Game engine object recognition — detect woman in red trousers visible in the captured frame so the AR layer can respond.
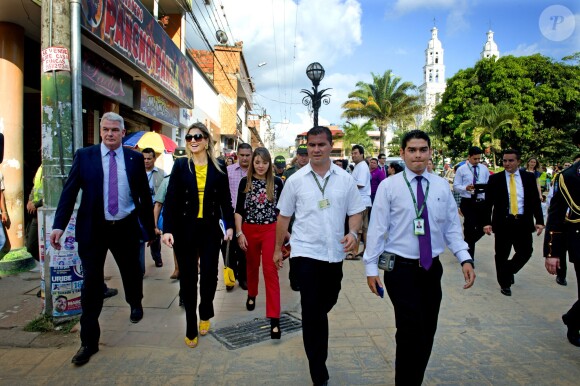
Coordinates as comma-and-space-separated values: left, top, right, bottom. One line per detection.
235, 147, 284, 339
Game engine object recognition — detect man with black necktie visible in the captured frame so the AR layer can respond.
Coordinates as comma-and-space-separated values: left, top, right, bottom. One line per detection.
453, 146, 490, 259
484, 149, 544, 296
364, 130, 476, 385
50, 112, 154, 365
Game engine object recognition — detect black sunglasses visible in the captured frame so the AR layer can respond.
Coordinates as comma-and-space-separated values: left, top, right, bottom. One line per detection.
185, 133, 206, 143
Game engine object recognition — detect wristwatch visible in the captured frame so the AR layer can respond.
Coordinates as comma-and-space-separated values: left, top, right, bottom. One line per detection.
236, 231, 243, 238
349, 230, 358, 241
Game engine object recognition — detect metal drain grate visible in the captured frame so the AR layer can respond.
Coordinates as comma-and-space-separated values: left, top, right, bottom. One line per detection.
210, 312, 302, 350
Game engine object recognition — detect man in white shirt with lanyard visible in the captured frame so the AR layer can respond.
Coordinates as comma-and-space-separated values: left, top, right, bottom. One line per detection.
350, 144, 372, 259
363, 130, 476, 385
274, 126, 365, 386
453, 146, 490, 260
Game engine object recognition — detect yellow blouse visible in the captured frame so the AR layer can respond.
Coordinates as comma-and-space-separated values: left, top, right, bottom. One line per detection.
195, 164, 208, 218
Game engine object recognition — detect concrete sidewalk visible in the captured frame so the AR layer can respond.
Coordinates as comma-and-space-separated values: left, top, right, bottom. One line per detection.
1, 234, 579, 385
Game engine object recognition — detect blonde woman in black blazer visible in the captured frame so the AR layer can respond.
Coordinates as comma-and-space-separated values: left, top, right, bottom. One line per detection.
163, 123, 234, 348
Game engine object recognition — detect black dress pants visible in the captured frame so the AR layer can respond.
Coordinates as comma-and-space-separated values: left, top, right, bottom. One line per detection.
296, 256, 343, 385
493, 220, 533, 288
460, 198, 486, 259
565, 262, 580, 327
78, 215, 143, 348
174, 218, 221, 339
384, 257, 443, 386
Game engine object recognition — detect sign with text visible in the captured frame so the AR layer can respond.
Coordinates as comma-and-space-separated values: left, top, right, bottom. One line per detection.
80, 0, 194, 107
41, 47, 71, 72
134, 82, 179, 126
82, 50, 134, 106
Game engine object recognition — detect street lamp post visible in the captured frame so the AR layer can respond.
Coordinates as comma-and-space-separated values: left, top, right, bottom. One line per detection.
301, 62, 331, 127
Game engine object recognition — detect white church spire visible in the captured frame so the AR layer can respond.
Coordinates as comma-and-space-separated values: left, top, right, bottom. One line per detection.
481, 30, 500, 59
419, 26, 446, 123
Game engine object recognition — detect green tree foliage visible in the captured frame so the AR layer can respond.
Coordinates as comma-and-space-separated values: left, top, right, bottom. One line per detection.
432, 54, 580, 164
342, 70, 422, 154
342, 121, 376, 156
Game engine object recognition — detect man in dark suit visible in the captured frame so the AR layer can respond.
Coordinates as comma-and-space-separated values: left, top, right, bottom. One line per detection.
484, 149, 544, 296
50, 112, 154, 365
544, 130, 580, 347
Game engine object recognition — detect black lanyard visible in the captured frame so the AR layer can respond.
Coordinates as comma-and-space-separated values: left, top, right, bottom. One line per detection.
402, 171, 430, 218
311, 171, 330, 198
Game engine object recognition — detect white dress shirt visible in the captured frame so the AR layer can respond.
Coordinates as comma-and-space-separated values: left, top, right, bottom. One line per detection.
101, 143, 134, 220
505, 170, 524, 215
351, 160, 372, 207
453, 162, 490, 199
277, 162, 365, 263
363, 167, 471, 277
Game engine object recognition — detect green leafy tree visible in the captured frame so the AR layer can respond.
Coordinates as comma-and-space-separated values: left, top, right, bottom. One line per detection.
456, 102, 517, 168
342, 70, 422, 154
342, 120, 376, 156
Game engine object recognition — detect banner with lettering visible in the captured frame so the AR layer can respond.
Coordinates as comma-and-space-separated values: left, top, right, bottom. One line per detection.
80, 0, 194, 107
134, 81, 179, 126
82, 50, 134, 106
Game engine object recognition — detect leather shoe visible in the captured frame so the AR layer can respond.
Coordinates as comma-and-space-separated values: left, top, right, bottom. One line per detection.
500, 287, 512, 296
290, 282, 300, 292
556, 276, 568, 286
562, 314, 580, 347
238, 280, 248, 290
154, 258, 163, 268
103, 287, 118, 299
71, 346, 98, 365
130, 306, 143, 323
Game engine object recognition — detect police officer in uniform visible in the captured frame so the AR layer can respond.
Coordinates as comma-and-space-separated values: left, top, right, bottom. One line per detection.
544, 129, 580, 347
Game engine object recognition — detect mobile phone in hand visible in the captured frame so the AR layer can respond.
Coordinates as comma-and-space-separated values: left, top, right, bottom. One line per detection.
375, 282, 384, 298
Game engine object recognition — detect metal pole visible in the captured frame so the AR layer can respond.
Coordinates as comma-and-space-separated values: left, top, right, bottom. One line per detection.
70, 0, 83, 152
313, 84, 319, 127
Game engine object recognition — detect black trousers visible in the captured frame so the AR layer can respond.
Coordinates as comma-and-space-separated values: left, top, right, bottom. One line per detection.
460, 198, 486, 259
149, 235, 162, 262
557, 253, 568, 279
296, 256, 343, 385
221, 235, 247, 283
78, 215, 143, 348
384, 257, 443, 386
174, 218, 222, 340
494, 220, 533, 288
565, 262, 580, 327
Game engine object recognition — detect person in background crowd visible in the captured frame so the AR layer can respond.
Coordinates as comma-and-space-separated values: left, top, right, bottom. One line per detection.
162, 122, 234, 349
158, 14, 170, 29
427, 158, 435, 174
142, 148, 165, 270
274, 126, 364, 386
226, 157, 234, 166
224, 143, 253, 291
453, 146, 490, 260
235, 147, 284, 339
484, 149, 544, 297
525, 157, 543, 201
544, 130, 580, 347
364, 129, 475, 385
378, 153, 387, 173
50, 111, 154, 365
0, 169, 7, 253
369, 157, 386, 204
387, 162, 403, 177
349, 145, 371, 261
274, 155, 286, 178
26, 166, 43, 261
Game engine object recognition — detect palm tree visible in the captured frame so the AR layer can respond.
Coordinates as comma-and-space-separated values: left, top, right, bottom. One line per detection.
342, 70, 422, 154
342, 120, 376, 156
456, 102, 518, 168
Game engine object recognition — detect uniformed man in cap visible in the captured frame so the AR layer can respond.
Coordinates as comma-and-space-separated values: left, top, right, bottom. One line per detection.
274, 155, 286, 178
283, 144, 309, 182
544, 129, 580, 347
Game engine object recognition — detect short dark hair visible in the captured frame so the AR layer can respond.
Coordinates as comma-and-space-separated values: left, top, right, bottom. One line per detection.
307, 126, 333, 144
390, 162, 403, 174
378, 153, 386, 159
401, 130, 431, 149
142, 147, 155, 156
351, 144, 365, 156
468, 146, 483, 156
503, 149, 520, 160
573, 130, 580, 146
370, 157, 378, 163
238, 143, 252, 152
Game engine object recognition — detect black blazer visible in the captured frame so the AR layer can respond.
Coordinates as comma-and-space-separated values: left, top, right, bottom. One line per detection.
485, 170, 544, 232
53, 145, 155, 245
162, 157, 234, 236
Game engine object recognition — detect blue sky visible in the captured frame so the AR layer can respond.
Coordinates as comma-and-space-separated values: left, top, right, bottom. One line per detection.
188, 0, 579, 146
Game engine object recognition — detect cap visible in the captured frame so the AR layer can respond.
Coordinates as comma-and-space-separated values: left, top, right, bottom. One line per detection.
173, 147, 186, 158
297, 144, 308, 155
274, 155, 286, 168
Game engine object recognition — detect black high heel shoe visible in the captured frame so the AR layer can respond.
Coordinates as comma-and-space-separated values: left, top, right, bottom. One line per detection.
246, 296, 256, 311
270, 318, 281, 339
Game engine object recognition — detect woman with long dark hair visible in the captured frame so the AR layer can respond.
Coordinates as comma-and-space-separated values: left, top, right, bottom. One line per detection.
235, 147, 284, 339
162, 123, 234, 348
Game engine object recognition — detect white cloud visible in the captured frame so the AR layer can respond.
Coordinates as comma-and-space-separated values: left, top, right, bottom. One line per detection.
391, 0, 459, 14
503, 43, 540, 57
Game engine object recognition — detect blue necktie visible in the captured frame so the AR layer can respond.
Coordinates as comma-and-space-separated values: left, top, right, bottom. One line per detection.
108, 151, 118, 216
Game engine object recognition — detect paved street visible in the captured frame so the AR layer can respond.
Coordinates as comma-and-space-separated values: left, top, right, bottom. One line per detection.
0, 233, 579, 385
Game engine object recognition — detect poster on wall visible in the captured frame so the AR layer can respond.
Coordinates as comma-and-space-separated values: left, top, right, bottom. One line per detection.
82, 50, 134, 106
134, 82, 179, 126
39, 210, 83, 318
80, 0, 194, 108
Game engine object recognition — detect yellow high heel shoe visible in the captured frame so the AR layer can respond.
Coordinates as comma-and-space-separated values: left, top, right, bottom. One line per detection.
199, 320, 211, 336
185, 336, 198, 348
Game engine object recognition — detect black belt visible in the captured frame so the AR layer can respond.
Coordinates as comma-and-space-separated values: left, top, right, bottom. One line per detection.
395, 255, 439, 266
104, 216, 133, 226
507, 214, 523, 220
461, 197, 485, 203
